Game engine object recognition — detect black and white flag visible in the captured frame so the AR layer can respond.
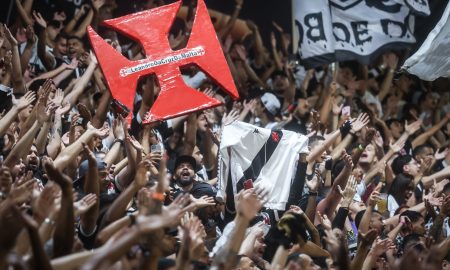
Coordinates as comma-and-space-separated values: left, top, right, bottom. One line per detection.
217, 121, 309, 211
293, 0, 429, 68
402, 1, 450, 81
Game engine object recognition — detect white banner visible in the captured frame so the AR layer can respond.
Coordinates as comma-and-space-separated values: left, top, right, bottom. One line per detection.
402, 2, 450, 81
293, 0, 420, 68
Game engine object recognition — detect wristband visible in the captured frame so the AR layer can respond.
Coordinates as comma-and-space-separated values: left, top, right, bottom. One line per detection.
151, 192, 165, 202
309, 191, 318, 196
339, 120, 352, 137
113, 139, 124, 146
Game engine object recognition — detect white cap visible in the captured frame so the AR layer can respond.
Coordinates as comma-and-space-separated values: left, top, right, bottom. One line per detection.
260, 92, 281, 116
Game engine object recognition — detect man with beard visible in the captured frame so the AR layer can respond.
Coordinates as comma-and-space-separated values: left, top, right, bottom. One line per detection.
172, 155, 224, 234
24, 144, 45, 184
283, 92, 310, 135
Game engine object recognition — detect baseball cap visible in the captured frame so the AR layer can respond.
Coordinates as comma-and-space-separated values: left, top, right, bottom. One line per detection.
174, 155, 197, 170
73, 158, 108, 188
260, 92, 281, 116
190, 182, 217, 199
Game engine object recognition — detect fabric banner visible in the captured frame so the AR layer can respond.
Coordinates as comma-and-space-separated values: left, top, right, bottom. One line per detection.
402, 1, 450, 81
217, 121, 309, 211
293, 0, 422, 68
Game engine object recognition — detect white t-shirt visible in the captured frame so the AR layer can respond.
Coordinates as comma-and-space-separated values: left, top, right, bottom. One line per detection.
387, 194, 399, 217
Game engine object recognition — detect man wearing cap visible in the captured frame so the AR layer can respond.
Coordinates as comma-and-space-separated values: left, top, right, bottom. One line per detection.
173, 155, 225, 233
76, 156, 117, 249
283, 92, 310, 135
254, 92, 281, 130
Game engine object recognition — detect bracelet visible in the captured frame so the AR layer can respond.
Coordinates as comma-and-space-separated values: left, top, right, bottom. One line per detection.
113, 139, 124, 145
358, 144, 364, 151
151, 192, 165, 202
309, 191, 318, 196
44, 218, 55, 225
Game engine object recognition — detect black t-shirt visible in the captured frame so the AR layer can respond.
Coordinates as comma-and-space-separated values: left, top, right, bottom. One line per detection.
283, 117, 307, 135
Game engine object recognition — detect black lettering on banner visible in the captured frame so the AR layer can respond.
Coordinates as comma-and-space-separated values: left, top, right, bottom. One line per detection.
365, 0, 402, 13
332, 22, 351, 46
351, 21, 372, 47
304, 12, 327, 43
295, 19, 304, 49
380, 19, 407, 38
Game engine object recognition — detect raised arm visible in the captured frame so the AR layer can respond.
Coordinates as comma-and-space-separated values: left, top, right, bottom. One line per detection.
73, 8, 94, 38
3, 25, 25, 94
44, 161, 75, 258
14, 0, 33, 26
80, 144, 100, 236
33, 11, 56, 70
218, 0, 243, 40
63, 54, 97, 107
0, 92, 35, 136
212, 189, 263, 270
53, 122, 109, 170
412, 114, 449, 148
377, 53, 398, 102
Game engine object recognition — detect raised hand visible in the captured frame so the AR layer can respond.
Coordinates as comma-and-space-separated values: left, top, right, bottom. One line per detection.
112, 115, 126, 140
367, 190, 381, 208
53, 11, 67, 22
12, 91, 36, 111
37, 101, 58, 124
222, 108, 239, 126
306, 169, 320, 193
389, 138, 406, 153
127, 135, 143, 152
317, 211, 332, 231
405, 119, 422, 135
3, 24, 18, 46
373, 131, 384, 148
10, 171, 35, 204
74, 193, 97, 216
350, 113, 370, 133
338, 175, 357, 207
44, 161, 72, 191
342, 150, 353, 169
87, 122, 109, 138
435, 148, 449, 160
433, 178, 449, 196
51, 88, 64, 107
32, 11, 47, 28
370, 238, 396, 257
235, 188, 267, 220
33, 184, 59, 221
63, 58, 79, 70
358, 229, 378, 248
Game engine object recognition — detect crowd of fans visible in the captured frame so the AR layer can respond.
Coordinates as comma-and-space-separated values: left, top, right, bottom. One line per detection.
0, 0, 450, 269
